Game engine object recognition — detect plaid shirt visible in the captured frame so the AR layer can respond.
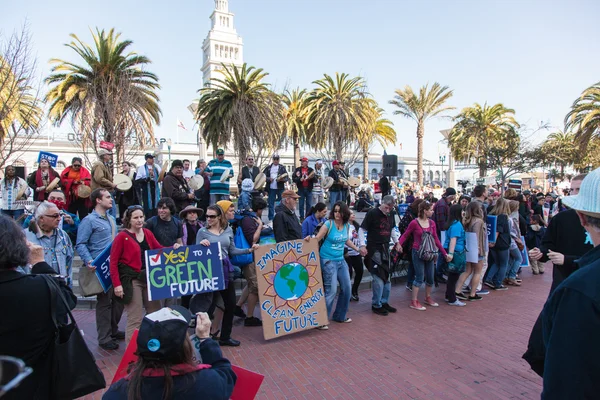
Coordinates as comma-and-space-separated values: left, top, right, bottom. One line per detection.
433, 197, 450, 236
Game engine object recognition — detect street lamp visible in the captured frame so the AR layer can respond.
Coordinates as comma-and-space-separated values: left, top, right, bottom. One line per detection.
439, 154, 446, 184
167, 139, 172, 163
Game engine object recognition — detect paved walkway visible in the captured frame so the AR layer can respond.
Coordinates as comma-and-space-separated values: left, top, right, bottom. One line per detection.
76, 267, 549, 399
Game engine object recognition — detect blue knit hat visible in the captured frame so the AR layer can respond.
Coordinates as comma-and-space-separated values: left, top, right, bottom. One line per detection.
562, 167, 600, 218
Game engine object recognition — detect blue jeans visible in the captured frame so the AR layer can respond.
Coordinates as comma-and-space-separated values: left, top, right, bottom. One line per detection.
1, 209, 24, 220
321, 258, 351, 322
267, 188, 283, 220
371, 274, 391, 308
406, 258, 415, 288
412, 249, 435, 287
487, 248, 510, 287
329, 190, 342, 207
507, 247, 522, 279
297, 187, 312, 219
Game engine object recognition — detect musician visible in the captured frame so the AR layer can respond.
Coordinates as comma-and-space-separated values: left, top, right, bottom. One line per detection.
237, 155, 260, 194
263, 154, 288, 221
135, 153, 161, 218
27, 158, 61, 202
328, 160, 344, 206
206, 148, 234, 204
339, 161, 350, 205
182, 159, 194, 180
61, 157, 92, 219
312, 159, 325, 206
1, 165, 30, 220
161, 159, 195, 213
116, 161, 139, 222
292, 157, 316, 220
91, 149, 117, 218
195, 159, 211, 221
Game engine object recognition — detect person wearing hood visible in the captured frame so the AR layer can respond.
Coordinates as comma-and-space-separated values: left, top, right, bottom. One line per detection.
237, 178, 254, 212
273, 190, 302, 243
161, 160, 195, 213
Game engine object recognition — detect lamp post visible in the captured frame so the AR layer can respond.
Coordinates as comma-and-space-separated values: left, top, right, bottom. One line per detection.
167, 139, 172, 163
439, 154, 446, 185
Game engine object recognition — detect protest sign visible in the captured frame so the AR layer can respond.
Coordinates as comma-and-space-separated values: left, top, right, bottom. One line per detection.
145, 243, 224, 301
92, 244, 112, 292
37, 151, 58, 167
440, 231, 479, 264
113, 330, 264, 400
487, 215, 497, 243
254, 239, 329, 340
520, 236, 530, 267
398, 203, 409, 216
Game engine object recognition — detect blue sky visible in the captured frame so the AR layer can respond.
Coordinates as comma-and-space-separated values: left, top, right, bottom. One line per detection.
3, 0, 599, 160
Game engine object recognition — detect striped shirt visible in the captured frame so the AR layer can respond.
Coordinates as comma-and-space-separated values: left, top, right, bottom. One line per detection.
206, 159, 234, 195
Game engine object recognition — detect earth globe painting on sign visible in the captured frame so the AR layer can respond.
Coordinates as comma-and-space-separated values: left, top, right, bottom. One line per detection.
274, 262, 309, 301
263, 249, 320, 311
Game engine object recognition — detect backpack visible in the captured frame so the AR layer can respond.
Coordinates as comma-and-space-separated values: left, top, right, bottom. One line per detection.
314, 220, 333, 248
230, 216, 254, 267
416, 221, 438, 262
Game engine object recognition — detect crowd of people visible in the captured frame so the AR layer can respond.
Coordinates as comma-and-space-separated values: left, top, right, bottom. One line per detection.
1, 146, 599, 399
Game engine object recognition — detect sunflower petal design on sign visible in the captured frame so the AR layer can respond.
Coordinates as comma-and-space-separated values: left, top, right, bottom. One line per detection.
254, 239, 329, 340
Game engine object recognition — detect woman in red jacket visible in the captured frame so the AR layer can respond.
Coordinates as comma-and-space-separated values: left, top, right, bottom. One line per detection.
110, 205, 181, 343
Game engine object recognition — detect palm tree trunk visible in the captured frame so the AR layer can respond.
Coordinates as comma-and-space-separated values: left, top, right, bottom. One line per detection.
293, 132, 300, 169
416, 123, 424, 185
363, 149, 369, 180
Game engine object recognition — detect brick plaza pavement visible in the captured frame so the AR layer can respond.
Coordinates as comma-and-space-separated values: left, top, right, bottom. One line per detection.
76, 267, 549, 399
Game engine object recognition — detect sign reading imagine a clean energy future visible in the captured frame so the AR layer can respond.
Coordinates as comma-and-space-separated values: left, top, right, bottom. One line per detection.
254, 239, 329, 340
145, 243, 224, 301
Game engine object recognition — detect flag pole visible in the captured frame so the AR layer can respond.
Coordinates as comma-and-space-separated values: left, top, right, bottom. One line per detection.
176, 118, 179, 144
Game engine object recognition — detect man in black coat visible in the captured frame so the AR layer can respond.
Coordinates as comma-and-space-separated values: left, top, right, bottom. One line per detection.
237, 155, 261, 193
292, 157, 316, 220
273, 190, 302, 243
264, 154, 289, 221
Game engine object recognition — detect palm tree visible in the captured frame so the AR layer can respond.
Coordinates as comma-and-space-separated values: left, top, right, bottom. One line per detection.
0, 55, 43, 144
307, 73, 372, 161
358, 103, 396, 176
389, 83, 454, 185
448, 102, 519, 178
196, 63, 283, 168
565, 82, 600, 151
540, 130, 577, 178
45, 28, 161, 164
282, 88, 312, 168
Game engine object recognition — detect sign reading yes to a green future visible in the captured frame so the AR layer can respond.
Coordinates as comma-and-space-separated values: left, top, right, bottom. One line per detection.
145, 243, 224, 301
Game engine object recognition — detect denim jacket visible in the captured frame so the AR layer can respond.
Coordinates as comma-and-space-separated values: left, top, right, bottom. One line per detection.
24, 228, 74, 285
76, 210, 116, 264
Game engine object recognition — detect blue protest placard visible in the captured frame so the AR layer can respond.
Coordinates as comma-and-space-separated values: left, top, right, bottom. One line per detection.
520, 236, 530, 267
398, 204, 409, 216
145, 243, 225, 301
37, 151, 59, 167
487, 215, 497, 244
92, 244, 112, 292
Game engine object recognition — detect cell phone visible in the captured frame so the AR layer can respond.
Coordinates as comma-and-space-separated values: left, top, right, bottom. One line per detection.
188, 316, 197, 329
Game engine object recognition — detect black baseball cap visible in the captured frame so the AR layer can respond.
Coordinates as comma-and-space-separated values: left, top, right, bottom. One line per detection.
145, 153, 155, 159
137, 306, 193, 361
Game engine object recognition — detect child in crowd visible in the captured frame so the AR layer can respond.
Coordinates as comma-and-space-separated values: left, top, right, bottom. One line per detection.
526, 215, 546, 275
238, 179, 254, 211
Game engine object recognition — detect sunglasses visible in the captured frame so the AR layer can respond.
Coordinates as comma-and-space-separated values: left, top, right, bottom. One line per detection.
44, 213, 61, 219
127, 205, 143, 212
206, 214, 218, 219
73, 164, 81, 167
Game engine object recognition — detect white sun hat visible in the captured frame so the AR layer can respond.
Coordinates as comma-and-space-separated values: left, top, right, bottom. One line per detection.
562, 167, 600, 218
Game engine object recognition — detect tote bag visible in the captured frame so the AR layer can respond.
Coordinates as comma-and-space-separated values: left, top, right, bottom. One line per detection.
231, 222, 253, 266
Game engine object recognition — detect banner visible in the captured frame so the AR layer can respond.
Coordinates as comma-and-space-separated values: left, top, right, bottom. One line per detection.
92, 244, 112, 292
398, 204, 409, 216
440, 231, 479, 264
37, 151, 58, 167
487, 215, 497, 243
254, 239, 329, 340
145, 243, 224, 301
520, 236, 530, 267
113, 330, 264, 400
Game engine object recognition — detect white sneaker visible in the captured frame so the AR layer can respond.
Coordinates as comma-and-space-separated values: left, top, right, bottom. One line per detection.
448, 300, 466, 307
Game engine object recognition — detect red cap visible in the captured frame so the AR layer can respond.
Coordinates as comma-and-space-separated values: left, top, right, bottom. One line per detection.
332, 160, 340, 166
300, 157, 308, 162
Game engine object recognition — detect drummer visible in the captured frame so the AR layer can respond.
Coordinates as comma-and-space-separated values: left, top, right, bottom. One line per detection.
91, 148, 118, 218
27, 158, 61, 202
182, 159, 194, 180
116, 161, 139, 222
339, 161, 350, 205
161, 159, 195, 212
312, 159, 325, 206
135, 153, 161, 218
328, 160, 344, 206
263, 153, 288, 221
0, 165, 31, 220
194, 159, 211, 220
206, 149, 234, 204
292, 156, 316, 220
237, 155, 260, 196
60, 157, 92, 219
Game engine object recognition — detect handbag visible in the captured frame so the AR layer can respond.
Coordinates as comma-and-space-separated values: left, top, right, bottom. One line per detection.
78, 266, 104, 297
447, 249, 467, 274
231, 223, 253, 266
42, 275, 106, 399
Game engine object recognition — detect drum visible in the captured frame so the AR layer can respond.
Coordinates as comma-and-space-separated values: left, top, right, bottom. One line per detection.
220, 167, 231, 183
45, 177, 60, 192
113, 173, 132, 191
348, 177, 361, 188
188, 175, 205, 190
158, 160, 169, 182
322, 177, 334, 190
254, 172, 266, 190
276, 173, 288, 182
16, 184, 28, 200
76, 185, 92, 198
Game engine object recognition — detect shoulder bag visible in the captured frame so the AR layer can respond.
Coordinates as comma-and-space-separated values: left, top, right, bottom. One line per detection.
42, 275, 106, 399
78, 216, 116, 297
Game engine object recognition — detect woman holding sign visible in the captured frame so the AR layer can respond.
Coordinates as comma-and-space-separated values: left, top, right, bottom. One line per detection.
110, 205, 182, 343
196, 205, 259, 347
455, 202, 487, 301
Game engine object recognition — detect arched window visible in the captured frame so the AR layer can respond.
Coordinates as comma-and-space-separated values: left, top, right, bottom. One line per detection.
435, 171, 440, 181
406, 170, 411, 181
57, 161, 67, 169
443, 171, 448, 181
428, 171, 433, 182
353, 167, 360, 177
413, 170, 418, 180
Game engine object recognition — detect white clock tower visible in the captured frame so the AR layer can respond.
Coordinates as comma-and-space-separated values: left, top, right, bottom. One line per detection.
201, 0, 244, 86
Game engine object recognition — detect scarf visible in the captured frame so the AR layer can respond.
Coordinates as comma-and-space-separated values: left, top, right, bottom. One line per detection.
145, 164, 160, 208
35, 168, 57, 201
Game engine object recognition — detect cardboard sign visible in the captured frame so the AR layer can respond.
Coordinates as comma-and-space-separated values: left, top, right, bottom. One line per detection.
37, 151, 58, 167
487, 215, 497, 244
92, 244, 112, 292
113, 330, 264, 400
254, 239, 329, 340
145, 243, 224, 301
439, 231, 479, 264
520, 235, 530, 267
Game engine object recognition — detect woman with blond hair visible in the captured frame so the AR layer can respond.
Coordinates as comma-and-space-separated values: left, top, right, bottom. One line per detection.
484, 198, 512, 290
455, 201, 487, 301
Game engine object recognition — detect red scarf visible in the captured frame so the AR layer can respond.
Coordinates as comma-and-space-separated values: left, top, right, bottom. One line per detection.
34, 168, 58, 201
60, 166, 92, 207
